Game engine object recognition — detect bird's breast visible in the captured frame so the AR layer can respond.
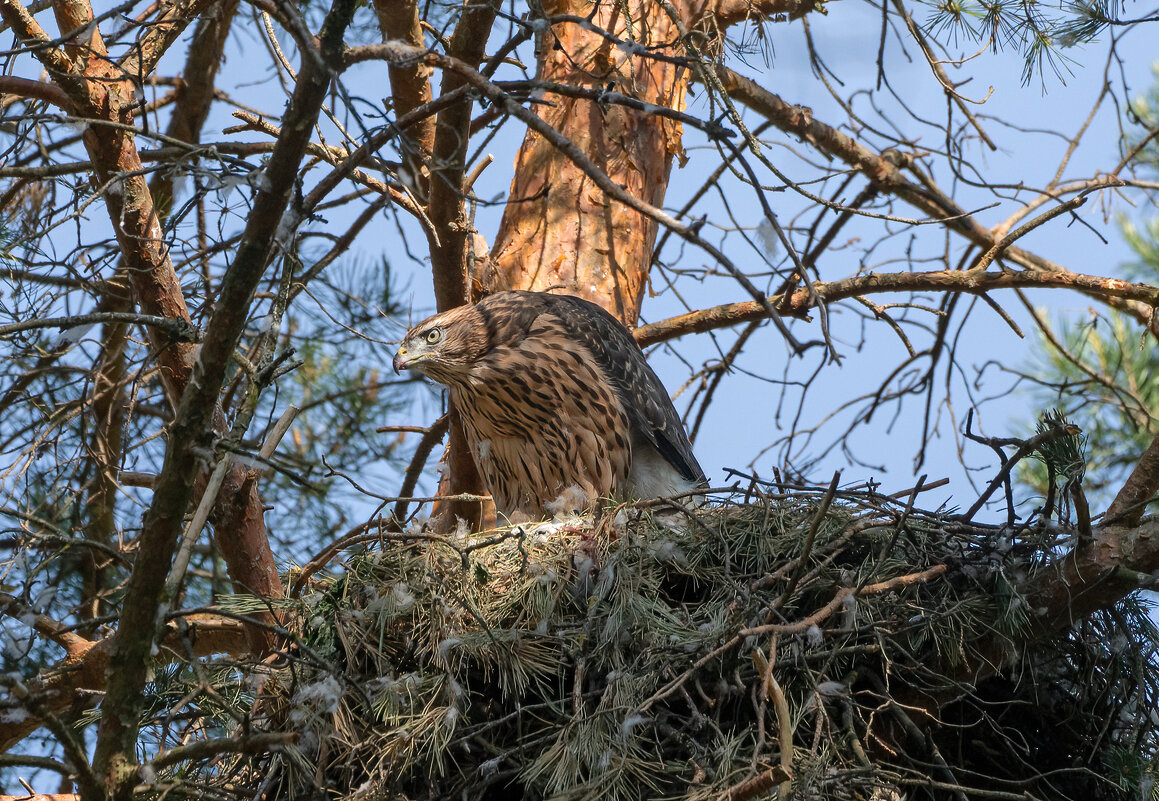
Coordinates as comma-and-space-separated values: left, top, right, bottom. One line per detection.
449, 358, 634, 518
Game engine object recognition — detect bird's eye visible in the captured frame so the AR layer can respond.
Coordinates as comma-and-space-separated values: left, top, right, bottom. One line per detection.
425, 327, 443, 344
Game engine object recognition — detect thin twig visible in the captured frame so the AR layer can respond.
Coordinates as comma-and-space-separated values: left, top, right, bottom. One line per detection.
777, 471, 840, 608
0, 313, 201, 341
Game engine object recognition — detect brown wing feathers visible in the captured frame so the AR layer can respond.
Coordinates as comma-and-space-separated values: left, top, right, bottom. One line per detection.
540, 294, 706, 485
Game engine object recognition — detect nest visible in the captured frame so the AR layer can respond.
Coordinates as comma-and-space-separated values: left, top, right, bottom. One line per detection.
154, 489, 1159, 800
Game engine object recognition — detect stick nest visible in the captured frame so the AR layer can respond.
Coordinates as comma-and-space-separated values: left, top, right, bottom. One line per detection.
158, 489, 1159, 800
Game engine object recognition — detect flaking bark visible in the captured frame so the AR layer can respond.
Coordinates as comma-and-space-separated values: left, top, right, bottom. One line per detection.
487, 2, 690, 324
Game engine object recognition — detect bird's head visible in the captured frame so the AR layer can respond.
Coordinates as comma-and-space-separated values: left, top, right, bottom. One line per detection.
393, 305, 487, 385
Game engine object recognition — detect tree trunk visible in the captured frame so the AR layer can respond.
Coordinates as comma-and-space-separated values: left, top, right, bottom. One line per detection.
486, 1, 689, 325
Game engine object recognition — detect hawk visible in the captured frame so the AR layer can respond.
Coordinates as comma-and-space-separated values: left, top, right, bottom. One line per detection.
393, 291, 707, 521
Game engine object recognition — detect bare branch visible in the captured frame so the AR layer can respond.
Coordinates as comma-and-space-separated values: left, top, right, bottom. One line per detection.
0, 593, 89, 655
634, 268, 1159, 346
0, 75, 74, 111
0, 0, 70, 73
426, 0, 500, 311
370, 0, 434, 182
90, 0, 360, 790
0, 312, 202, 341
707, 65, 1159, 330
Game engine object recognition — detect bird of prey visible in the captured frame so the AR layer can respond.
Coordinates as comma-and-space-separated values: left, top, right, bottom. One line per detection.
393, 291, 707, 521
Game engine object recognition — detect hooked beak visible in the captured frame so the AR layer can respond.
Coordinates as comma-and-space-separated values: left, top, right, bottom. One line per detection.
392, 348, 408, 375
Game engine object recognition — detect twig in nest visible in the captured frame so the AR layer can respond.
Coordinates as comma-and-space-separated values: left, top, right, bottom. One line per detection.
960, 409, 1081, 523
743, 564, 947, 637
776, 470, 840, 609
863, 474, 925, 587
757, 635, 793, 798
718, 764, 792, 801
867, 672, 969, 801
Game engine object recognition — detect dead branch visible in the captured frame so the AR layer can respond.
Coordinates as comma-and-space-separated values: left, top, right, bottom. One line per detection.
719, 764, 793, 801
959, 413, 1081, 522
0, 594, 88, 656
394, 414, 450, 523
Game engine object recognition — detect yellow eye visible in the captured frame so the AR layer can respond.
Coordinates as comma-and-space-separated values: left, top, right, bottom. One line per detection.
425, 328, 442, 344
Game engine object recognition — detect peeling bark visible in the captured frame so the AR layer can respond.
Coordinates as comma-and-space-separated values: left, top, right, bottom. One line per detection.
1104, 433, 1159, 526
483, 0, 813, 325
487, 3, 689, 324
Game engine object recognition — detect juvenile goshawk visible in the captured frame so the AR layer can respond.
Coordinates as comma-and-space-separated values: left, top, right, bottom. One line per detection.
393, 291, 706, 520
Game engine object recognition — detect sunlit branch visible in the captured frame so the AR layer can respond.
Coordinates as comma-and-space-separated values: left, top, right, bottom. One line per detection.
357, 43, 805, 351
634, 268, 1159, 346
